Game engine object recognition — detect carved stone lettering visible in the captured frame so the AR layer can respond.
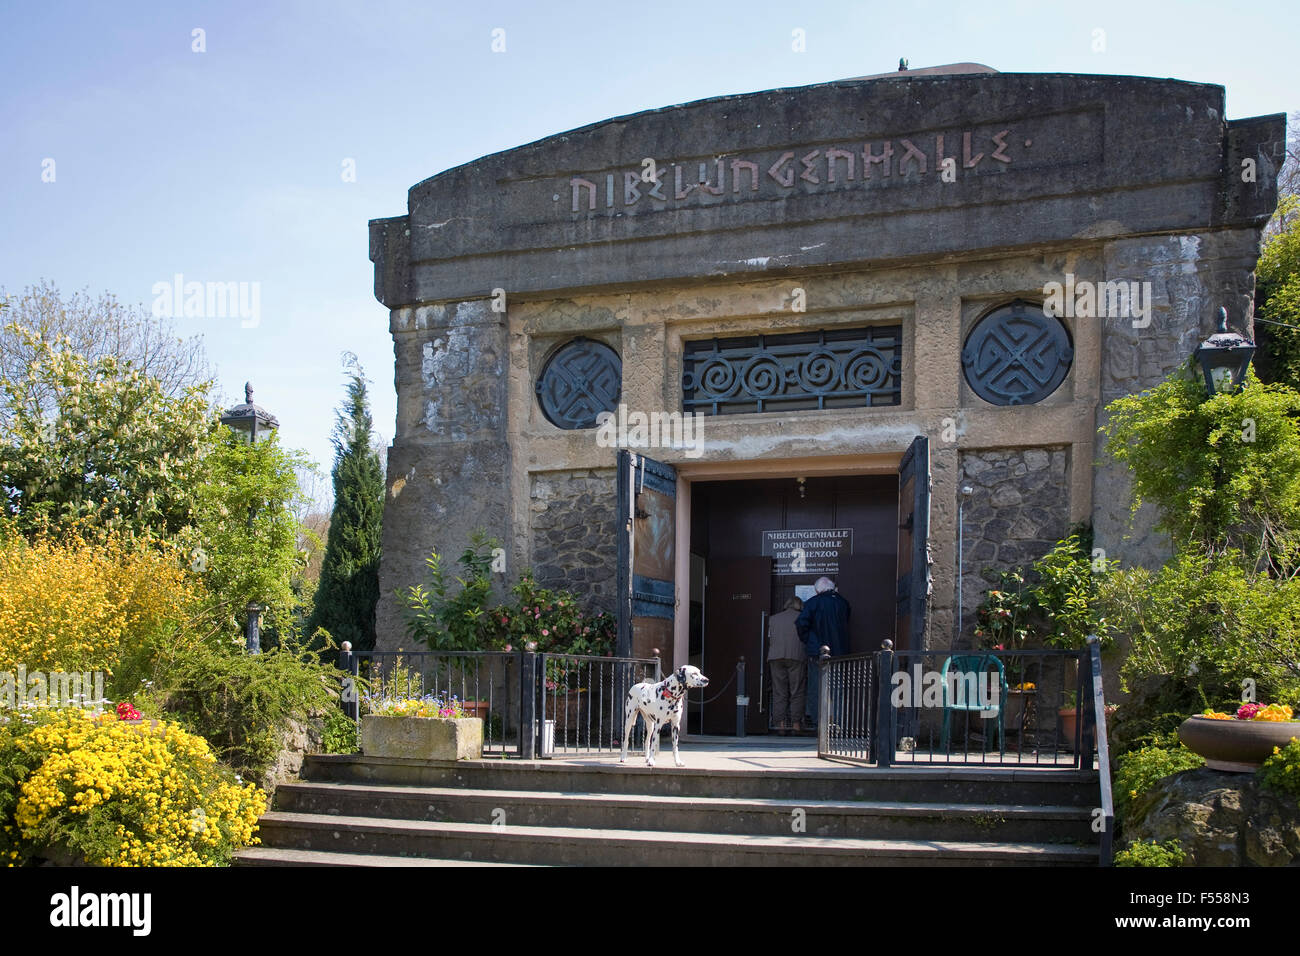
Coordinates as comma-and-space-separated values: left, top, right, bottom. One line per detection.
826, 148, 856, 182
768, 151, 795, 187
731, 158, 759, 192
863, 141, 893, 178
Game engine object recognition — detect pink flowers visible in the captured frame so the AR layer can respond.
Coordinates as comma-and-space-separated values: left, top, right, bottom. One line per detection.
116, 701, 141, 721
1238, 702, 1263, 720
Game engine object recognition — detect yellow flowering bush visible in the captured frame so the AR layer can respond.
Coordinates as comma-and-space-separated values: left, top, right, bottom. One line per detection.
0, 708, 265, 866
0, 530, 204, 686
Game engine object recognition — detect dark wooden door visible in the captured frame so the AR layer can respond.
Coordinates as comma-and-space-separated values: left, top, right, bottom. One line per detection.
702, 557, 772, 734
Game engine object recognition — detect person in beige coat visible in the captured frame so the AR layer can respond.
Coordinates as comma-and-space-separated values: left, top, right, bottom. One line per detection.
767, 597, 805, 735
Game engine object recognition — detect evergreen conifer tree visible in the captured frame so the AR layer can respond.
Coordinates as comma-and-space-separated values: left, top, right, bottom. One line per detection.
307, 360, 383, 652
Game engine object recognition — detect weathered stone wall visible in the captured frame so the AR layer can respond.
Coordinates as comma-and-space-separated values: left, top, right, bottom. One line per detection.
957, 447, 1071, 642
528, 468, 618, 611
375, 301, 512, 652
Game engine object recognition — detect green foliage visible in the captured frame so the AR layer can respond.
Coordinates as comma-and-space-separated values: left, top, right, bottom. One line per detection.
1100, 549, 1300, 707
1114, 839, 1186, 867
155, 635, 340, 778
1032, 531, 1115, 649
306, 365, 383, 653
1100, 368, 1300, 566
185, 429, 310, 642
321, 708, 359, 754
402, 532, 500, 651
1257, 737, 1300, 800
402, 531, 616, 655
1114, 743, 1204, 823
974, 529, 1115, 653
1255, 195, 1300, 389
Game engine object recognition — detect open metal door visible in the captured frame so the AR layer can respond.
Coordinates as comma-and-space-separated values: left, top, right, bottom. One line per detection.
895, 436, 931, 652
617, 450, 677, 671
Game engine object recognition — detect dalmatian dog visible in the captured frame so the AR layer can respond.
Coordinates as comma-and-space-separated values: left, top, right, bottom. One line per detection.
620, 665, 709, 768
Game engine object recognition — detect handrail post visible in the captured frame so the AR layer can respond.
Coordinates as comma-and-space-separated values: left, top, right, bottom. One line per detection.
874, 640, 894, 768
1087, 635, 1115, 866
817, 646, 832, 754
735, 657, 746, 738
338, 641, 359, 722
520, 642, 537, 760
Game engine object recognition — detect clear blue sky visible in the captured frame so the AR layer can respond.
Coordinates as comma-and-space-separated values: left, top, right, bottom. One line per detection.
1, 0, 1295, 488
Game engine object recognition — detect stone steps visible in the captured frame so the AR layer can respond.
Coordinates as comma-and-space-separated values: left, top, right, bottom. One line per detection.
234, 753, 1103, 867
246, 810, 1097, 867
235, 846, 534, 867
272, 780, 1097, 843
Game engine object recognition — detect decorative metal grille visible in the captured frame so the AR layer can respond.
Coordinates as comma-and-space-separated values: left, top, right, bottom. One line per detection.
681, 325, 902, 416
535, 337, 622, 429
962, 300, 1073, 406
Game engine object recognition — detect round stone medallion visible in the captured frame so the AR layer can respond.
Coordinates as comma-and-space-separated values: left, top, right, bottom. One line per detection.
535, 337, 622, 429
961, 300, 1073, 406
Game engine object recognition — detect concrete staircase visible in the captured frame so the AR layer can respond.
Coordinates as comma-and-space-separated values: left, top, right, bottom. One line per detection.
235, 753, 1102, 866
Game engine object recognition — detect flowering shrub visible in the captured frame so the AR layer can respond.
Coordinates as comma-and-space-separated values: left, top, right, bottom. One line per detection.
0, 708, 266, 866
487, 573, 615, 657
369, 695, 466, 719
0, 530, 203, 688
1200, 703, 1295, 721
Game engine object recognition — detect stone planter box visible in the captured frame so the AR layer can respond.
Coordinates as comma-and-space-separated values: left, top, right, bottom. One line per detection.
361, 715, 483, 761
1178, 716, 1300, 772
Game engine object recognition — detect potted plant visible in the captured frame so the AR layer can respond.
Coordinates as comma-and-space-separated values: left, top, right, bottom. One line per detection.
1178, 702, 1299, 771
361, 695, 483, 760
1056, 690, 1119, 750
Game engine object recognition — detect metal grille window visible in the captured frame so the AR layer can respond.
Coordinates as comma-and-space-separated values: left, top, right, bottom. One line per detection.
682, 325, 902, 415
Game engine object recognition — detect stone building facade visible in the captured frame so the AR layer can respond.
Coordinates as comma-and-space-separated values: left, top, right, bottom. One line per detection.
368, 69, 1283, 721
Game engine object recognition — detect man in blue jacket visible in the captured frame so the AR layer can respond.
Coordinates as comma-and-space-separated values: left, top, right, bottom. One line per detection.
797, 576, 851, 729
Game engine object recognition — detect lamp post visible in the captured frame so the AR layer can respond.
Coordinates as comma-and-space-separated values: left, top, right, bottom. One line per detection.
220, 383, 279, 654
956, 484, 974, 650
1194, 307, 1256, 397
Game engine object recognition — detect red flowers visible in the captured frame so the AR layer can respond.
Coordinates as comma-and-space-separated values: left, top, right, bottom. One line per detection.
115, 701, 141, 721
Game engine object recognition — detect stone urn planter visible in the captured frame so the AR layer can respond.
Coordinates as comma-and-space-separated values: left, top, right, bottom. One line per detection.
361, 715, 483, 760
1177, 716, 1300, 772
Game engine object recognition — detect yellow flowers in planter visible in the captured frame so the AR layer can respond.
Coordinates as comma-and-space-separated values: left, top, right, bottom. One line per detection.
1, 709, 265, 866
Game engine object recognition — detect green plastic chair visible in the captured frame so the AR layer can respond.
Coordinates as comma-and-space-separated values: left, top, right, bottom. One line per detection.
940, 654, 1008, 753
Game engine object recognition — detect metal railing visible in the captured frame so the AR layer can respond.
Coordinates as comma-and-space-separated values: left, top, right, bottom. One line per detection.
537, 652, 661, 757
819, 642, 1103, 770
817, 650, 876, 764
337, 646, 661, 759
